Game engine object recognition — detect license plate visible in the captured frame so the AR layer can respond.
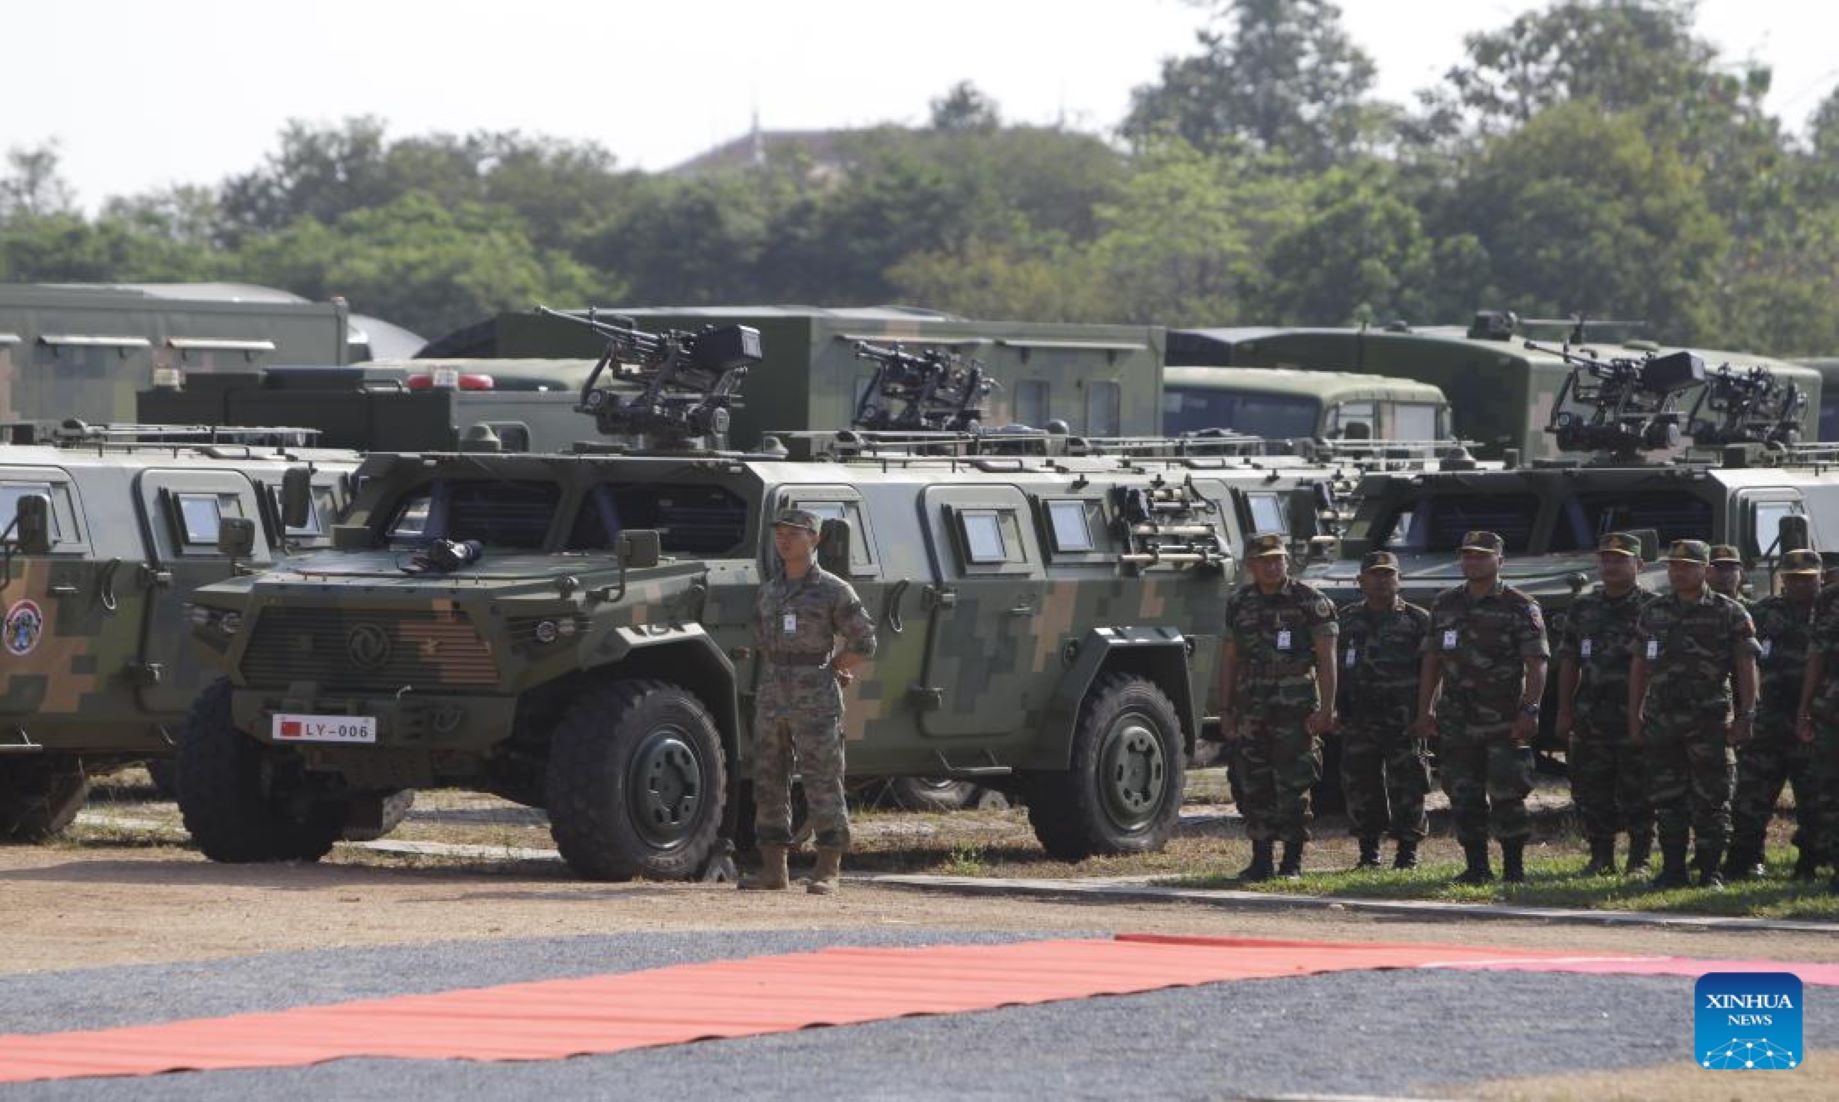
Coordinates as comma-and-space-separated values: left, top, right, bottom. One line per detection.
272, 713, 377, 744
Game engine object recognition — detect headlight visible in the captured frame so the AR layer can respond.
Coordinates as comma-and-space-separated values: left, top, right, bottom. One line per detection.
188, 605, 242, 636
532, 618, 579, 645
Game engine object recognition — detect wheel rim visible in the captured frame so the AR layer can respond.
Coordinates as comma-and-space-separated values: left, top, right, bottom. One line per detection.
626, 725, 705, 849
1098, 713, 1167, 832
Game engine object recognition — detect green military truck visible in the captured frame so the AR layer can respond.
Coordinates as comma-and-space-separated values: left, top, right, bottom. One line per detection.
1173, 316, 1822, 460
0, 426, 358, 839
420, 305, 1167, 447
1162, 366, 1452, 443
174, 318, 1364, 879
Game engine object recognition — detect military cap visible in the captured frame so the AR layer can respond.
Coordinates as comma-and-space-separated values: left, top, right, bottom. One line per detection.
1597, 532, 1642, 558
1709, 544, 1743, 565
1666, 539, 1711, 564
1459, 530, 1504, 553
1360, 550, 1399, 573
1780, 548, 1823, 576
1245, 533, 1288, 559
771, 507, 821, 533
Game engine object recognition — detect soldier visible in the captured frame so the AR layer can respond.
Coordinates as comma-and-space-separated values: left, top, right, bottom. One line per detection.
1729, 549, 1824, 881
1797, 570, 1839, 894
1709, 545, 1747, 603
1218, 532, 1338, 881
1629, 540, 1758, 890
1334, 550, 1431, 870
1554, 532, 1656, 875
1411, 531, 1548, 885
740, 508, 877, 895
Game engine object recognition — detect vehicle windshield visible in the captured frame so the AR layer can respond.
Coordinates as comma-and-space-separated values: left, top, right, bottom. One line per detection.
1374, 493, 1541, 554
1162, 387, 1320, 439
386, 479, 562, 549
566, 483, 749, 555
1550, 491, 1713, 552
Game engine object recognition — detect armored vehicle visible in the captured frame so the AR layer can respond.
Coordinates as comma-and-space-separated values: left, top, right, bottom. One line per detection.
1173, 317, 1822, 461
1791, 358, 1839, 442
176, 318, 1363, 879
1162, 366, 1452, 443
0, 425, 358, 839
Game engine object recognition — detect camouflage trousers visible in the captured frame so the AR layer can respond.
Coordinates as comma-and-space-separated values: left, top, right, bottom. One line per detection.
1436, 716, 1533, 846
1235, 706, 1320, 845
1731, 721, 1821, 859
1338, 721, 1430, 842
753, 671, 850, 850
1809, 717, 1839, 862
1568, 722, 1651, 842
1641, 710, 1736, 853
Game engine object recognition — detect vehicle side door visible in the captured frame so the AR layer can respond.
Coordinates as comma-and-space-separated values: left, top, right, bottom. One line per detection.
0, 468, 119, 720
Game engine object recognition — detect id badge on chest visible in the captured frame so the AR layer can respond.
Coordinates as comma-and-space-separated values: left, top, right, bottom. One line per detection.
1344, 646, 1357, 669
1645, 639, 1658, 660
782, 612, 797, 636
1276, 629, 1292, 652
1442, 628, 1458, 651
1580, 638, 1593, 659
1760, 638, 1774, 660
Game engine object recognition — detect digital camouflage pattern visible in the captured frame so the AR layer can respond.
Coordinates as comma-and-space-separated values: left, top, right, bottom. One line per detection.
1732, 591, 1821, 859
1806, 586, 1839, 863
1425, 581, 1548, 844
1558, 585, 1656, 842
1636, 589, 1757, 852
1335, 597, 1431, 842
1225, 577, 1337, 845
751, 563, 877, 850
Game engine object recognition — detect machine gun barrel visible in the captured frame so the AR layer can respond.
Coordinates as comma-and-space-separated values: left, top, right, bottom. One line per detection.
851, 340, 993, 433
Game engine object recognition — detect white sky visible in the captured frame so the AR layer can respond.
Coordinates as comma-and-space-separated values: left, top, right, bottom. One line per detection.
6, 0, 1836, 209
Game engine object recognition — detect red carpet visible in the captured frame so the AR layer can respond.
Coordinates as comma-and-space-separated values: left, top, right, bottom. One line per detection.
0, 935, 1831, 1084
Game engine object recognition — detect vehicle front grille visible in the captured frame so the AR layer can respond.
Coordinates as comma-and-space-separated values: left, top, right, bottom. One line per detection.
240, 606, 498, 692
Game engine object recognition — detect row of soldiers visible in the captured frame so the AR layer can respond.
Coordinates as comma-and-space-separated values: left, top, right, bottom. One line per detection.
1219, 529, 1839, 892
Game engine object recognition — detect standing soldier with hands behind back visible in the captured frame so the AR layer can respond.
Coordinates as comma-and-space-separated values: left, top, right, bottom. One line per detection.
1218, 533, 1338, 881
1629, 540, 1758, 890
1412, 531, 1549, 885
1797, 565, 1839, 894
1335, 551, 1432, 871
1555, 533, 1656, 875
741, 508, 877, 896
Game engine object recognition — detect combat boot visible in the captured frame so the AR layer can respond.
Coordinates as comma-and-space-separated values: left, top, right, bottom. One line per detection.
1453, 840, 1493, 885
1695, 845, 1725, 891
1500, 840, 1526, 884
1792, 848, 1822, 882
1239, 841, 1275, 882
1649, 844, 1691, 890
1278, 842, 1305, 880
806, 847, 843, 895
1582, 838, 1617, 877
1392, 839, 1419, 870
739, 844, 790, 891
1355, 837, 1382, 870
1624, 832, 1652, 874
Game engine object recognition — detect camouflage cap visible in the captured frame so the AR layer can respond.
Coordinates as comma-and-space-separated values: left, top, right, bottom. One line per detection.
1709, 544, 1743, 565
1597, 532, 1642, 558
1360, 550, 1399, 573
1459, 530, 1504, 553
1245, 533, 1288, 559
771, 507, 820, 533
1666, 539, 1711, 564
1780, 548, 1823, 576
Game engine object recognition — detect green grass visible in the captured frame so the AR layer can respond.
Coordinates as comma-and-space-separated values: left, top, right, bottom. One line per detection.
1169, 846, 1839, 920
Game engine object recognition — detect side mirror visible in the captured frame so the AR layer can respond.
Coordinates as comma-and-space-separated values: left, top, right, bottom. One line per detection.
1630, 527, 1661, 563
280, 467, 313, 530
14, 494, 52, 555
618, 529, 661, 569
1778, 513, 1811, 555
817, 517, 852, 576
216, 516, 257, 559
1284, 490, 1320, 540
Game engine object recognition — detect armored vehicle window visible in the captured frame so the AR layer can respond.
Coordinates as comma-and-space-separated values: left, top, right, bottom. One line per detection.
0, 482, 59, 541
1327, 401, 1375, 439
384, 480, 560, 548
1378, 494, 1540, 553
1550, 492, 1713, 552
799, 501, 876, 571
1245, 492, 1286, 538
1045, 500, 1095, 552
175, 492, 243, 546
959, 509, 1022, 565
389, 493, 431, 540
1086, 381, 1122, 436
268, 485, 329, 537
1015, 380, 1049, 428
1393, 402, 1441, 441
568, 483, 747, 555
1750, 499, 1805, 557
1162, 387, 1319, 439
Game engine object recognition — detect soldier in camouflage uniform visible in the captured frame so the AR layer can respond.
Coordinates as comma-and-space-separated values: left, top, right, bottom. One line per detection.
1729, 548, 1824, 881
1412, 531, 1549, 885
1797, 572, 1839, 894
1709, 544, 1747, 603
740, 508, 877, 895
1334, 550, 1431, 871
1555, 532, 1656, 876
1218, 532, 1338, 881
1630, 540, 1759, 890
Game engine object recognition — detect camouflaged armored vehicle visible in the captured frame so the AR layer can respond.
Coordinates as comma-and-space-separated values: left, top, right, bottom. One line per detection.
0, 424, 358, 839
175, 314, 1375, 879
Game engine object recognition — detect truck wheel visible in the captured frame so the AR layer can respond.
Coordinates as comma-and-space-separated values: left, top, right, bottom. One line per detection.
147, 758, 180, 800
886, 776, 979, 812
177, 678, 345, 863
546, 679, 727, 881
1025, 673, 1185, 861
340, 789, 416, 842
0, 758, 89, 841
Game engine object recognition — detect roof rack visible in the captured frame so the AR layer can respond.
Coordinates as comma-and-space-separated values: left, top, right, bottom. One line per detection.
3, 420, 322, 448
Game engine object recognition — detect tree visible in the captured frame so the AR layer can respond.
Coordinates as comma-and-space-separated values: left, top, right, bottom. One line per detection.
0, 142, 76, 218
930, 82, 1001, 132
1257, 166, 1436, 325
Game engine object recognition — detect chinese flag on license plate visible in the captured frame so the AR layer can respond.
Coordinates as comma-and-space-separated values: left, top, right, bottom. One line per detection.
279, 720, 302, 738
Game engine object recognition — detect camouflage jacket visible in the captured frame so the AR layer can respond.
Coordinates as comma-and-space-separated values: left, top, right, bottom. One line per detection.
1750, 594, 1815, 720
753, 565, 878, 668
1635, 589, 1757, 714
1424, 582, 1548, 713
1335, 598, 1429, 722
1807, 584, 1839, 717
1224, 577, 1337, 711
1557, 585, 1654, 722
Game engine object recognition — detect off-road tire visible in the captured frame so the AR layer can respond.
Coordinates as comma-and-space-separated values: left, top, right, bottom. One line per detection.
147, 758, 179, 800
340, 789, 416, 842
1024, 673, 1185, 861
177, 678, 345, 863
546, 679, 727, 881
0, 757, 89, 841
885, 776, 979, 812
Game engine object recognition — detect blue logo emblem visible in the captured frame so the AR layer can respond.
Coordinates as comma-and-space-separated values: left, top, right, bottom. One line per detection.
1696, 972, 1802, 1070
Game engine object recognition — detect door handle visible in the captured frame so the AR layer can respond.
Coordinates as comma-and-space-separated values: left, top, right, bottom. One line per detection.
49, 584, 79, 596
1006, 602, 1036, 616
